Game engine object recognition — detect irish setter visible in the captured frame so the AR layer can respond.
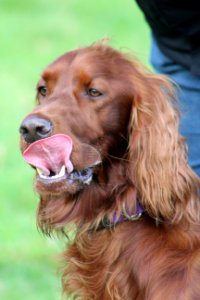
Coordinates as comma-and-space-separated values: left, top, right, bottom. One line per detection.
19, 42, 200, 299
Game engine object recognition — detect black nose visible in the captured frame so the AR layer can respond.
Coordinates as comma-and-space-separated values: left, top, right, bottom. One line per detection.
19, 116, 53, 143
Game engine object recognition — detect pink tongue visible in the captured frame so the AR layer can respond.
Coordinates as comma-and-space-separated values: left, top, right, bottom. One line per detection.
23, 134, 73, 175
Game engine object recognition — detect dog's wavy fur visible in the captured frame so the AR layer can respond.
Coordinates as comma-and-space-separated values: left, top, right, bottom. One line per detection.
21, 42, 200, 299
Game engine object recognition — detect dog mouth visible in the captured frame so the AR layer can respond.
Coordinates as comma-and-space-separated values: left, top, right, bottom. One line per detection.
23, 134, 101, 192
36, 165, 94, 185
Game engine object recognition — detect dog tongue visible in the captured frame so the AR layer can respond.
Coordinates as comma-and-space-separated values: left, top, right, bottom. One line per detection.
23, 134, 73, 175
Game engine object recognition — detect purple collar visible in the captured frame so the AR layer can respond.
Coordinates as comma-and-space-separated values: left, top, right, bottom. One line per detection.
98, 203, 144, 230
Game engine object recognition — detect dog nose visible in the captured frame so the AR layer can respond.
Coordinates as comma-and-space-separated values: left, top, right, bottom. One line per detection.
19, 116, 53, 143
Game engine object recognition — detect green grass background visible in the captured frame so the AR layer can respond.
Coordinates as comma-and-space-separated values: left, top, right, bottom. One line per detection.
0, 0, 149, 299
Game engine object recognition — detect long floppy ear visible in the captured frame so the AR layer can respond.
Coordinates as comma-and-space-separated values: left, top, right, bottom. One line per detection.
128, 65, 199, 223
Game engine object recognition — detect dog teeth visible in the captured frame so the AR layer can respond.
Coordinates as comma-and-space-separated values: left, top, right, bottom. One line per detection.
36, 168, 43, 176
57, 165, 66, 177
37, 165, 66, 180
66, 160, 74, 174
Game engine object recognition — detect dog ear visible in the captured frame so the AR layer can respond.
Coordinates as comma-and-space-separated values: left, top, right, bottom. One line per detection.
127, 67, 199, 222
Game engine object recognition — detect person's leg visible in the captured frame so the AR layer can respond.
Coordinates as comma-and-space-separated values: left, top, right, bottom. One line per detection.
150, 35, 200, 176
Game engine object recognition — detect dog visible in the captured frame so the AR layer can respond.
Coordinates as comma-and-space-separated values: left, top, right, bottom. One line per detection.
20, 42, 200, 299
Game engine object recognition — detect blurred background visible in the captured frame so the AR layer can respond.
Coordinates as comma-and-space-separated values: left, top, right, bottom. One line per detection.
0, 0, 149, 299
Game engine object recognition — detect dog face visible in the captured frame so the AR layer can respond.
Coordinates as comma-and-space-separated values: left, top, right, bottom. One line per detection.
20, 44, 133, 199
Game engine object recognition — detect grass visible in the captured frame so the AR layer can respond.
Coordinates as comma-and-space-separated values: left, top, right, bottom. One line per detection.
0, 0, 149, 299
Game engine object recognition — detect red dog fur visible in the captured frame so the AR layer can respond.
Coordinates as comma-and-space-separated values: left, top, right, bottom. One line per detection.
20, 42, 200, 299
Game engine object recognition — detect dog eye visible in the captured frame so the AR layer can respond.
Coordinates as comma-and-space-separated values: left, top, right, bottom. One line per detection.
38, 86, 47, 97
87, 88, 102, 98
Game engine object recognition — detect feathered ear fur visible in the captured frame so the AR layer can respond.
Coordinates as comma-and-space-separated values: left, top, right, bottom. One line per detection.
127, 63, 199, 223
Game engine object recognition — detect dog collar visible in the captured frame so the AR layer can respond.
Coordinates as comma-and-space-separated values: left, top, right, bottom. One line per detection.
98, 203, 144, 230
